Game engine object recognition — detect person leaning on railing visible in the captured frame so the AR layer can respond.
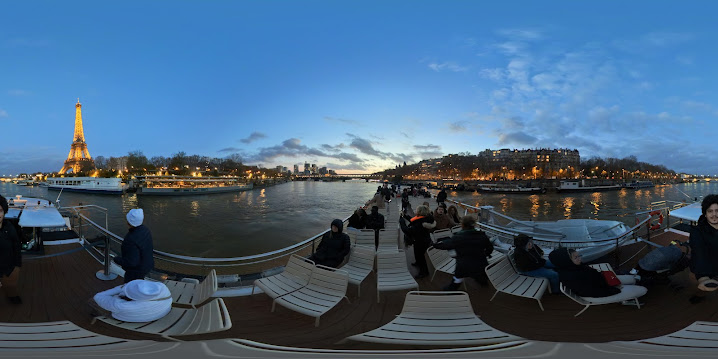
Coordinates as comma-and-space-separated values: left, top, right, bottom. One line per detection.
688, 194, 718, 304
0, 195, 22, 305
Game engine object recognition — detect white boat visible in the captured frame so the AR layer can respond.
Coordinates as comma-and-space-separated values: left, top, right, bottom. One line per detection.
476, 205, 637, 262
135, 175, 253, 195
625, 180, 655, 189
556, 180, 621, 192
4, 195, 78, 250
46, 176, 125, 194
477, 184, 545, 194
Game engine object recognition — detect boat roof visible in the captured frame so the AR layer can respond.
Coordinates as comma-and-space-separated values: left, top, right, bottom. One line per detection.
669, 201, 701, 222
17, 205, 67, 228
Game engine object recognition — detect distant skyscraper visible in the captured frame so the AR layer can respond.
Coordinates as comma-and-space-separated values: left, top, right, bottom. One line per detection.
294, 164, 299, 174
59, 99, 95, 174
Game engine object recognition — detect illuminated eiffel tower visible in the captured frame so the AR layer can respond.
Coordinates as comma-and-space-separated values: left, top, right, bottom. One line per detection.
59, 99, 95, 174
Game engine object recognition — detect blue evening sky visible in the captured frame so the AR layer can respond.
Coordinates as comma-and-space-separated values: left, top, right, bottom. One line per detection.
1, 1, 717, 175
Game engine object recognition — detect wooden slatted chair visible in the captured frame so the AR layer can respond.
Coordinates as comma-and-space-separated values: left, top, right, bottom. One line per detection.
377, 229, 399, 252
272, 265, 349, 326
426, 246, 456, 282
94, 298, 232, 339
355, 229, 377, 249
346, 291, 522, 345
485, 255, 549, 311
164, 269, 218, 308
252, 255, 314, 299
376, 250, 419, 303
430, 228, 453, 243
339, 245, 375, 297
0, 321, 168, 351
560, 263, 647, 317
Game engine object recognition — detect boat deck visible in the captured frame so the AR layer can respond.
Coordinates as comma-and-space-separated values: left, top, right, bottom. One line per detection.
0, 226, 711, 349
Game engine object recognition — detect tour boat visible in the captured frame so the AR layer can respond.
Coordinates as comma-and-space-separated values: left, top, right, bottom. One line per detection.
476, 183, 545, 194
625, 180, 655, 189
0, 195, 716, 359
556, 180, 621, 192
45, 176, 126, 194
135, 175, 253, 195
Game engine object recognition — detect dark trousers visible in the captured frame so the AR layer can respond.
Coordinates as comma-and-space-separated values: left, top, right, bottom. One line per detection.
123, 270, 148, 283
413, 240, 430, 275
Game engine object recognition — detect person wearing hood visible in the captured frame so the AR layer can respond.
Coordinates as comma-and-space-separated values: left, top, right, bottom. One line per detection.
549, 247, 647, 300
399, 205, 436, 279
688, 194, 718, 303
513, 234, 559, 293
309, 219, 351, 268
113, 208, 154, 283
92, 279, 172, 322
433, 216, 493, 290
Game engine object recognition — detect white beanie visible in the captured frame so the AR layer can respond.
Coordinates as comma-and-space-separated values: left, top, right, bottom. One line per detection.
123, 280, 163, 301
126, 208, 144, 227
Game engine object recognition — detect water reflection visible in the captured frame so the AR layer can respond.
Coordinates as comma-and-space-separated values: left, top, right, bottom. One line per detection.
529, 195, 540, 218
562, 197, 574, 219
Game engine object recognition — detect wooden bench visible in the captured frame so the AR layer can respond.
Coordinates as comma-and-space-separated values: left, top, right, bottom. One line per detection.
273, 265, 349, 326
485, 255, 549, 311
164, 269, 217, 308
346, 291, 522, 345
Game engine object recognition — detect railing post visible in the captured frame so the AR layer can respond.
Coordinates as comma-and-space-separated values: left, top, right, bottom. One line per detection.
96, 234, 118, 281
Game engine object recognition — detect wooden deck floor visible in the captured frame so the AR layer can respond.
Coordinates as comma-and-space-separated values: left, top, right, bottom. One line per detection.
0, 214, 713, 349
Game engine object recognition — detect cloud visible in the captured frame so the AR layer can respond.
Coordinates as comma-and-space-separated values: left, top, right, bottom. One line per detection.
239, 132, 267, 144
0, 109, 7, 118
324, 162, 368, 171
497, 28, 543, 41
323, 116, 359, 125
675, 55, 693, 66
427, 62, 469, 72
414, 144, 443, 160
218, 147, 243, 153
643, 32, 693, 47
448, 121, 469, 133
497, 132, 537, 146
247, 138, 363, 164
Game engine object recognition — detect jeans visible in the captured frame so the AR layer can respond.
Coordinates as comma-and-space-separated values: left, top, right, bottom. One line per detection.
521, 264, 559, 293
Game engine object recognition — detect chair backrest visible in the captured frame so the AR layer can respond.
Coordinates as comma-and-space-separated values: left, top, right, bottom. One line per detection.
284, 254, 315, 284
430, 228, 453, 242
427, 246, 452, 268
377, 250, 406, 271
346, 245, 375, 270
355, 229, 376, 247
485, 255, 515, 287
195, 269, 218, 305
309, 265, 349, 296
560, 283, 589, 305
507, 248, 519, 271
401, 291, 474, 316
450, 225, 462, 234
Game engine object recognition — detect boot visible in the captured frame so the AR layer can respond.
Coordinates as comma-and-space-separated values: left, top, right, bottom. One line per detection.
443, 281, 461, 291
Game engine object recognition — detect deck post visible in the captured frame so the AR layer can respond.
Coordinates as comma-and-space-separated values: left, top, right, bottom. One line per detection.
96, 234, 118, 281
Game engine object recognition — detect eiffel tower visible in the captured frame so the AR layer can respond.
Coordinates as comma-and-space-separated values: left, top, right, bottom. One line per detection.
59, 99, 95, 174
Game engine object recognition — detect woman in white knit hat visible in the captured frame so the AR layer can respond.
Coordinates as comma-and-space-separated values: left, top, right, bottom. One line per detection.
113, 208, 154, 283
92, 279, 172, 322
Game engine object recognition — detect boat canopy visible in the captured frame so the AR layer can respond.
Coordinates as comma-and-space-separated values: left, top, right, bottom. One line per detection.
18, 206, 67, 228
669, 201, 701, 222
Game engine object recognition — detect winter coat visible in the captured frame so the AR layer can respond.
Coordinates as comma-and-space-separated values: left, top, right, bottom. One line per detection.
0, 219, 22, 277
433, 228, 494, 278
549, 247, 620, 298
513, 235, 546, 272
689, 216, 718, 278
347, 213, 367, 229
114, 225, 154, 280
433, 212, 455, 231
400, 215, 435, 246
366, 210, 385, 230
312, 219, 351, 268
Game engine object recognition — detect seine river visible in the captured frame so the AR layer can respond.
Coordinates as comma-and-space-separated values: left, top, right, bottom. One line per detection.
1, 180, 716, 258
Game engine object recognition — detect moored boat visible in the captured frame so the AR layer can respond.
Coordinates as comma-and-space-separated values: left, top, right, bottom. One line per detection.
135, 175, 253, 195
46, 176, 125, 194
625, 180, 655, 189
477, 184, 545, 194
556, 179, 621, 192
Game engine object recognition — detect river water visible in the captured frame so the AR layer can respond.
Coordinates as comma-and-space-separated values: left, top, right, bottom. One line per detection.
1, 180, 716, 258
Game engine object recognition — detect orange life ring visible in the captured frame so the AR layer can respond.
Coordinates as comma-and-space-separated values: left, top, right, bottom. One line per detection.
648, 210, 663, 230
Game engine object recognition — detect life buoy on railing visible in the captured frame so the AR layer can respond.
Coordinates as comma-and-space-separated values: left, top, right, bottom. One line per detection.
648, 210, 663, 230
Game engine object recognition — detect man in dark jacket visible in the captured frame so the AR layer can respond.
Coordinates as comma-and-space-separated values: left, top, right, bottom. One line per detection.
366, 206, 385, 248
689, 194, 718, 303
114, 208, 154, 283
436, 188, 447, 205
513, 234, 559, 293
310, 219, 351, 268
433, 216, 493, 290
0, 195, 22, 304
